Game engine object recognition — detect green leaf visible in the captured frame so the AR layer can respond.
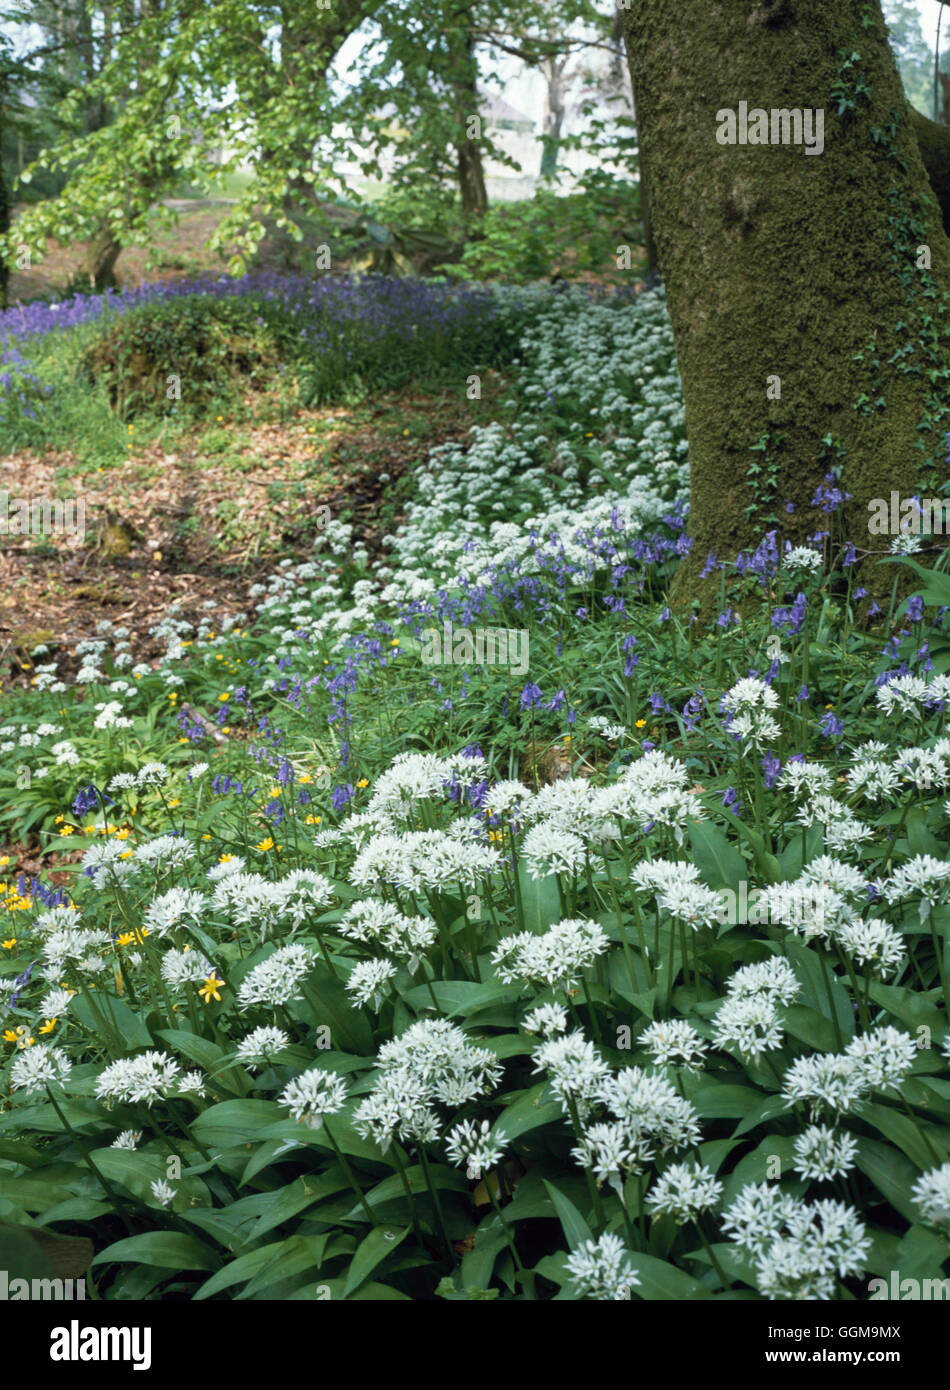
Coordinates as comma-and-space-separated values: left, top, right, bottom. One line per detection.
342, 1224, 409, 1297
860, 1101, 947, 1172
689, 821, 746, 892
542, 1179, 592, 1250
493, 1083, 563, 1141
855, 1137, 922, 1224
298, 965, 373, 1055
626, 1251, 711, 1300
92, 1232, 217, 1272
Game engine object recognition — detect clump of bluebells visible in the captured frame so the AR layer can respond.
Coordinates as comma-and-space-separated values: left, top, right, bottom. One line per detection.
0, 287, 949, 1303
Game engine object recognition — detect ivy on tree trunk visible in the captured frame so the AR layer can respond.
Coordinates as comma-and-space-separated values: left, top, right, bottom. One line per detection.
621, 0, 950, 598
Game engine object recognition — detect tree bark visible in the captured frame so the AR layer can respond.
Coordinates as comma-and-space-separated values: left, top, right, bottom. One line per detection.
621, 0, 950, 590
910, 107, 950, 232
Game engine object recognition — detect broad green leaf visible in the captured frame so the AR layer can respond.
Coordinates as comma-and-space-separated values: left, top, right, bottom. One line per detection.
342, 1224, 409, 1297
92, 1231, 217, 1272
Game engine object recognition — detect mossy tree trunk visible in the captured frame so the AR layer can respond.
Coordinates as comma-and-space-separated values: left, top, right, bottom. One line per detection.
620, 0, 950, 591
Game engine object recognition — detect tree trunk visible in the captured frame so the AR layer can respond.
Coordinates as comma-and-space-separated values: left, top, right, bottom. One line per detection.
451, 27, 487, 218
539, 57, 567, 180
84, 225, 122, 291
621, 0, 950, 590
0, 68, 9, 309
910, 107, 950, 232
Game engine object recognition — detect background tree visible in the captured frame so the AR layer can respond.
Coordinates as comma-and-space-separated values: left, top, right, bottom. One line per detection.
621, 0, 950, 595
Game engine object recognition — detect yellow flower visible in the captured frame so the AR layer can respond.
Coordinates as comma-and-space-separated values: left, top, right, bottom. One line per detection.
356, 778, 369, 789
257, 837, 275, 852
38, 1019, 56, 1035
59, 825, 75, 837
218, 853, 233, 864
635, 718, 647, 729
305, 814, 322, 825
3, 1028, 22, 1043
299, 773, 312, 784
219, 692, 231, 702
167, 799, 180, 808
198, 972, 224, 1004
2, 939, 16, 949
169, 692, 178, 701
117, 927, 149, 947
390, 638, 399, 647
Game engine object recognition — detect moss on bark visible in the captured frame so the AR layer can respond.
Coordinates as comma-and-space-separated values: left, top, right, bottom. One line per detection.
621, 0, 950, 605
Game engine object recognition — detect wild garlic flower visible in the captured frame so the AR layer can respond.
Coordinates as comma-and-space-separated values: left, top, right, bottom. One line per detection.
792, 1125, 858, 1182
135, 834, 196, 871
712, 995, 785, 1058
522, 1003, 569, 1038
10, 1043, 72, 1095
144, 887, 207, 937
354, 1020, 501, 1152
639, 1020, 709, 1071
533, 1030, 611, 1123
647, 1163, 722, 1222
881, 854, 950, 920
160, 948, 212, 989
345, 958, 397, 1010
836, 919, 903, 978
726, 957, 800, 1006
598, 1066, 702, 1153
236, 943, 315, 1010
572, 1121, 655, 1191
279, 1067, 348, 1130
522, 822, 587, 880
565, 1233, 640, 1301
150, 1179, 177, 1207
723, 1185, 869, 1299
911, 1163, 950, 1237
96, 1051, 182, 1106
445, 1118, 505, 1181
111, 1130, 141, 1149
235, 1025, 290, 1070
492, 919, 609, 991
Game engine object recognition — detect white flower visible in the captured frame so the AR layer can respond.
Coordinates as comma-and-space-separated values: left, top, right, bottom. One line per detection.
522, 822, 587, 879
911, 1162, 950, 1237
445, 1118, 505, 1181
522, 1003, 569, 1038
160, 948, 212, 989
10, 1044, 72, 1095
144, 887, 207, 936
345, 958, 397, 1010
492, 918, 609, 991
279, 1067, 348, 1130
647, 1163, 722, 1222
235, 1025, 290, 1070
111, 1130, 141, 1149
782, 547, 822, 575
96, 1051, 181, 1106
639, 1020, 708, 1071
792, 1126, 858, 1181
236, 943, 315, 1010
565, 1233, 641, 1301
836, 919, 903, 978
726, 957, 801, 1005
713, 996, 785, 1057
150, 1179, 177, 1207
